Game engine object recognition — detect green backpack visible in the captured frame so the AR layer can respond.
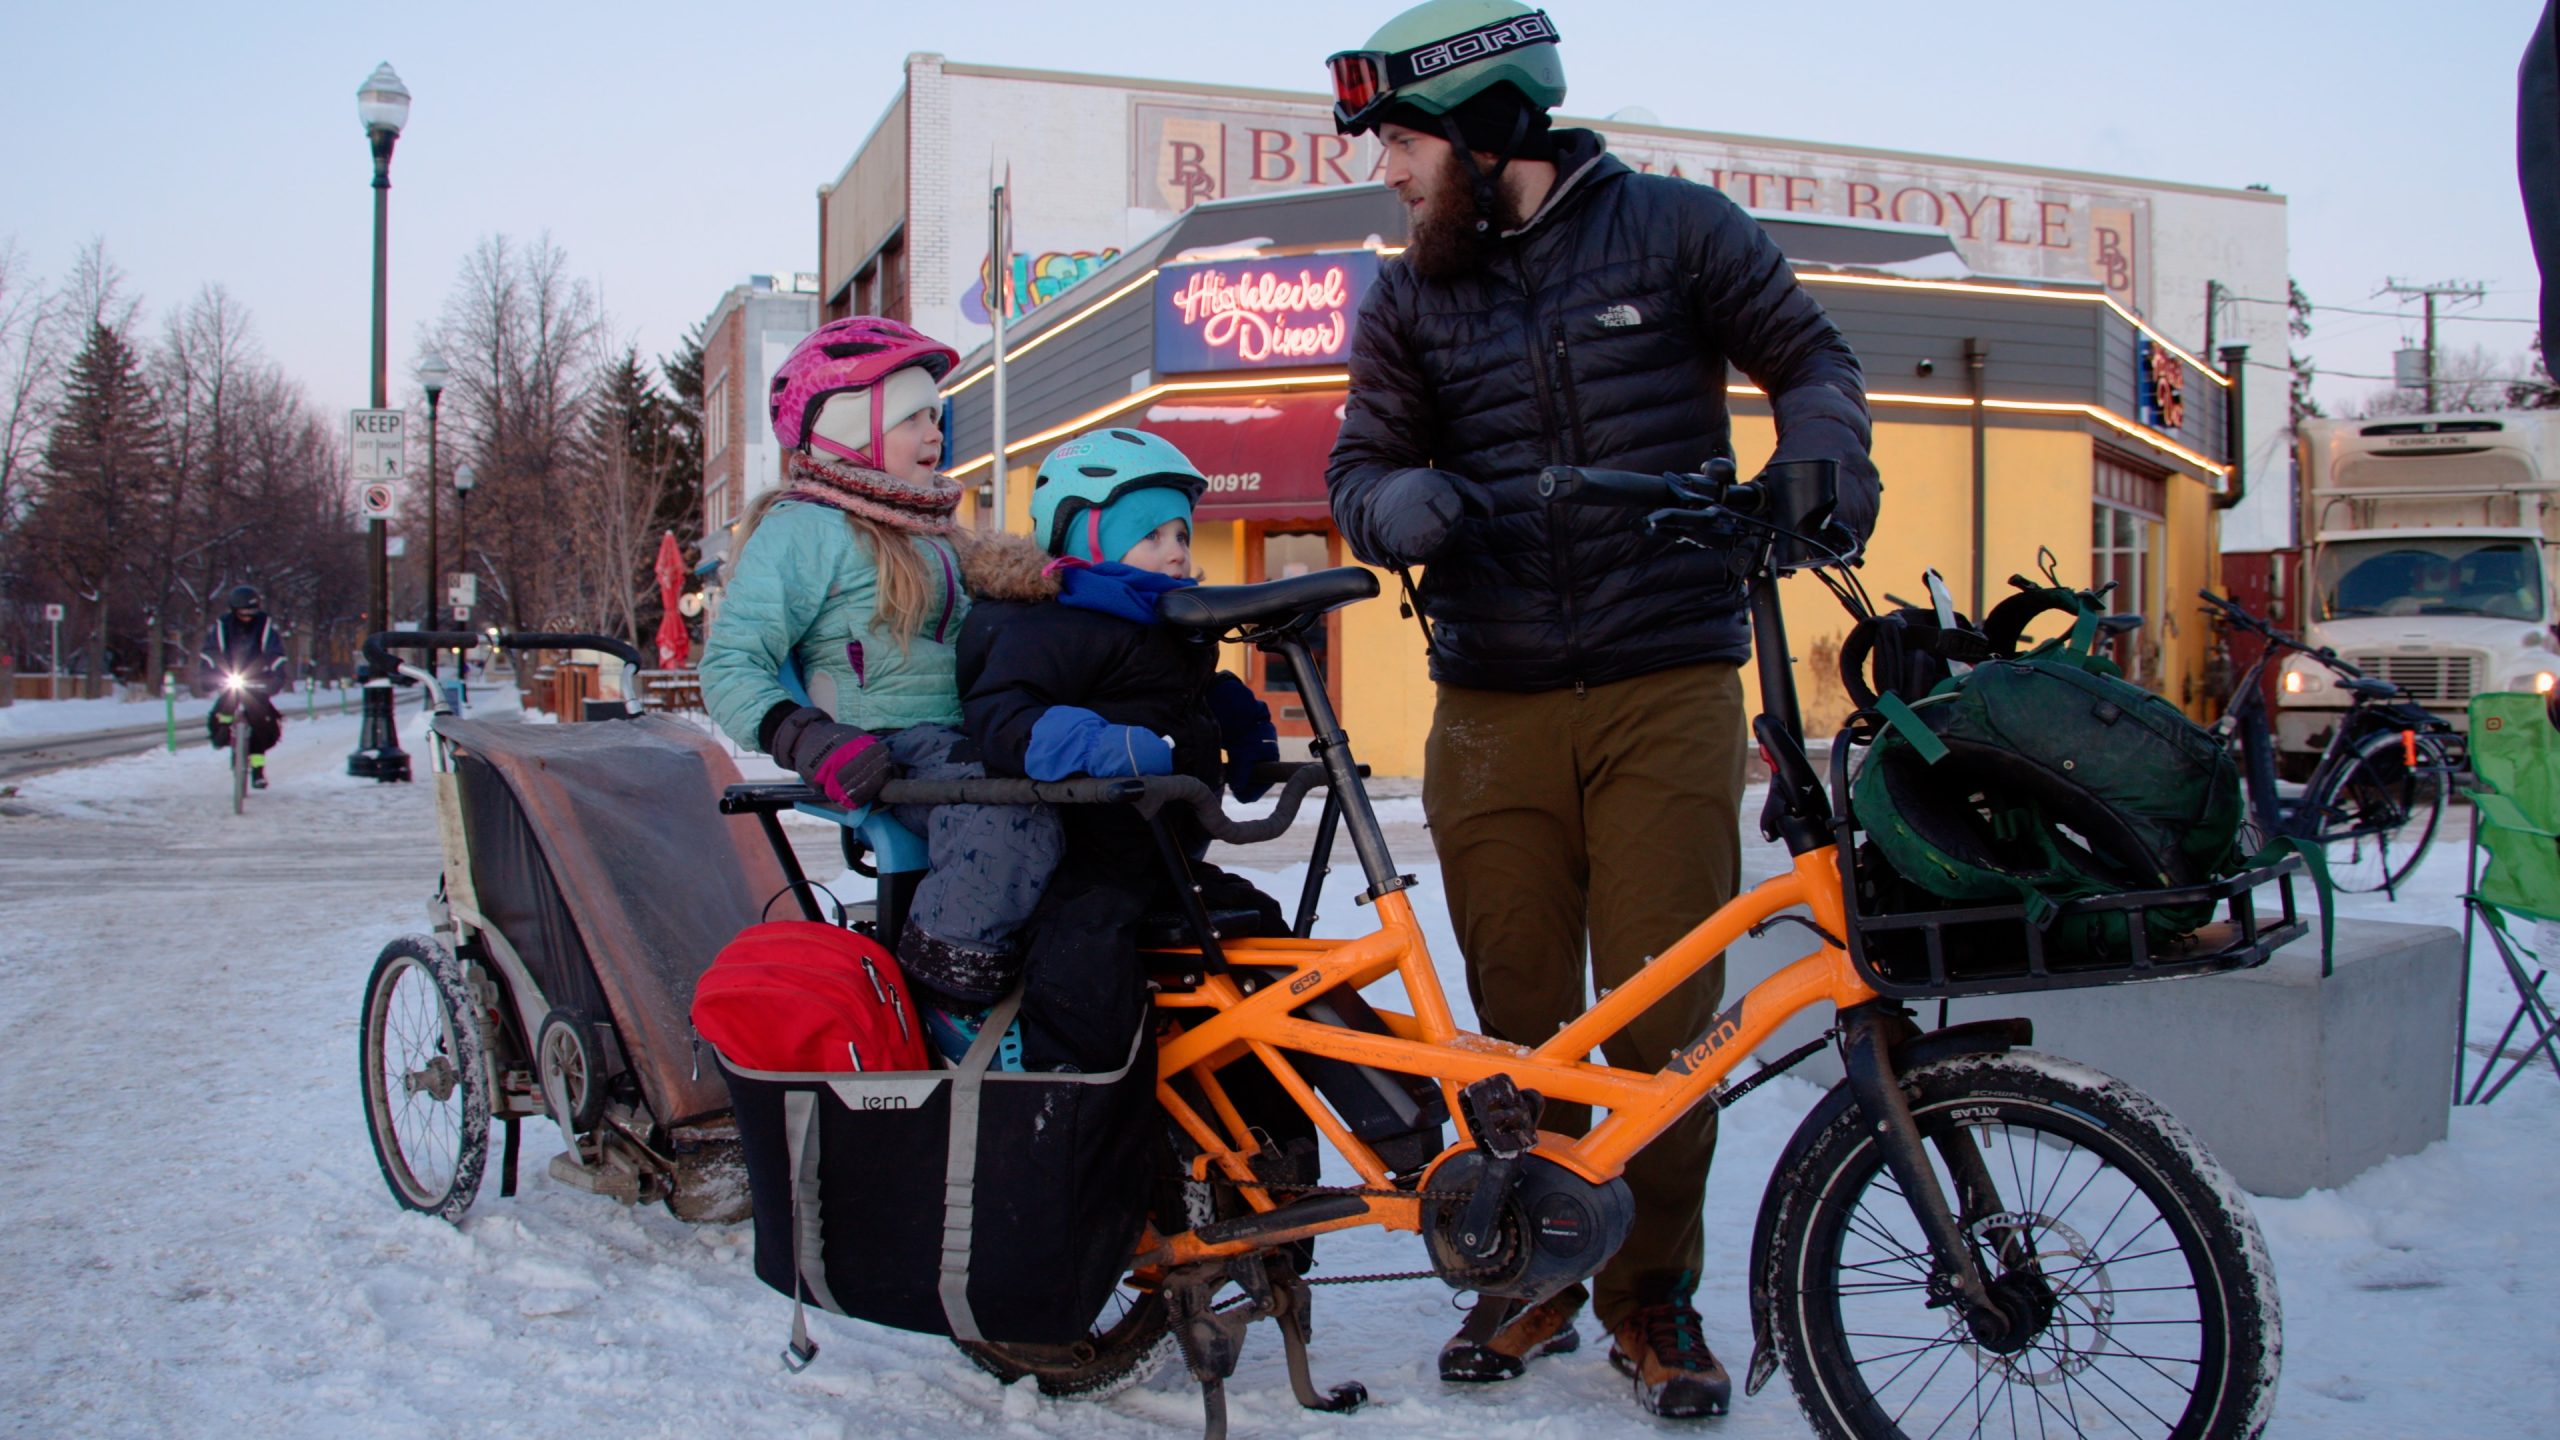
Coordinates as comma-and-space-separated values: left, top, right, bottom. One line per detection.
1848, 583, 2246, 961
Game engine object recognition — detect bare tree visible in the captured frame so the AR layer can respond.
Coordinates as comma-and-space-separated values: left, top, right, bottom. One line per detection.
0, 238, 64, 670
2344, 344, 2548, 417
143, 285, 264, 679
426, 234, 605, 633
0, 238, 62, 538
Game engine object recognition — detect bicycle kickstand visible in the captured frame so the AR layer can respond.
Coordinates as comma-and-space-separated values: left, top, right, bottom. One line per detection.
1270, 1268, 1367, 1415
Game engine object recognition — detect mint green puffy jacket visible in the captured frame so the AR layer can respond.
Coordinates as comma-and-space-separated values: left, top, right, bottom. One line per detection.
700, 500, 968, 750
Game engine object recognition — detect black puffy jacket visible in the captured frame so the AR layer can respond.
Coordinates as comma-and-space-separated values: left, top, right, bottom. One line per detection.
957, 600, 1223, 792
1327, 129, 1878, 692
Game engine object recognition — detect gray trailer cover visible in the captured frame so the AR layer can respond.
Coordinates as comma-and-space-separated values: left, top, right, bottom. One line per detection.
437, 715, 786, 1126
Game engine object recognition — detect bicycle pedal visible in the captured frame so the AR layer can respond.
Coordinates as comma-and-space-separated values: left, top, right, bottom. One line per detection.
1457, 1075, 1542, 1157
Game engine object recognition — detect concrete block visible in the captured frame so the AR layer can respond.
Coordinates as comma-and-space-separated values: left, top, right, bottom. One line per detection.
1718, 917, 2462, 1198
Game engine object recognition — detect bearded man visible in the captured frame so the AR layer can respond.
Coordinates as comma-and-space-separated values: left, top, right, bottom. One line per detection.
1322, 1, 1880, 1421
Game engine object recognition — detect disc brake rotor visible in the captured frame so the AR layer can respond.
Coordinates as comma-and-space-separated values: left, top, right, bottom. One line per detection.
1960, 1211, 2112, 1384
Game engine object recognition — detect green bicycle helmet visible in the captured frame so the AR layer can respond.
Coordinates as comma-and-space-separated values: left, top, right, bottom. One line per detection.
1327, 1, 1566, 136
1030, 428, 1209, 563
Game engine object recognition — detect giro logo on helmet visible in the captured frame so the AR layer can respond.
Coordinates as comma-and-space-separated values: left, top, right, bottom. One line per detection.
1408, 11, 1556, 76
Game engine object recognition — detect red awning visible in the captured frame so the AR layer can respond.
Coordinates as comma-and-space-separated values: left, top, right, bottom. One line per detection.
1136, 389, 1345, 522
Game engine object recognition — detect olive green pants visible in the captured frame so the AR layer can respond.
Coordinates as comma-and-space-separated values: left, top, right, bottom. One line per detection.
1422, 662, 1747, 1330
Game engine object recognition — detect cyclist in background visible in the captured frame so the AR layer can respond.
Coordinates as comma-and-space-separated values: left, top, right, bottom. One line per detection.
199, 585, 290, 788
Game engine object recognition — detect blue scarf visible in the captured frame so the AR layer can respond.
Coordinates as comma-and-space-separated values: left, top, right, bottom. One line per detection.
1053, 560, 1196, 625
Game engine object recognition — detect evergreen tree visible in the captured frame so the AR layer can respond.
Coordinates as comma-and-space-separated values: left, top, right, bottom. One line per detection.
657, 320, 705, 542
23, 320, 167, 681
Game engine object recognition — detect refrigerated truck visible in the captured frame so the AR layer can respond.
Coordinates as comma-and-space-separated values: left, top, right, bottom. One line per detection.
2278, 412, 2560, 759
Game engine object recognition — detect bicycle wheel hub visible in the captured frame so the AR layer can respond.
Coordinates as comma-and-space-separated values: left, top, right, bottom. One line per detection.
1961, 1211, 2111, 1377
406, 1056, 459, 1103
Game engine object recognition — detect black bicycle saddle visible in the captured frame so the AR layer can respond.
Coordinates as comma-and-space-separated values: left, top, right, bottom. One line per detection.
1159, 567, 1379, 634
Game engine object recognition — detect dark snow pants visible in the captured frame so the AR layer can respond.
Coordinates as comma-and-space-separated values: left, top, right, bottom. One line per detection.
880, 723, 1062, 958
1422, 661, 1748, 1332
208, 692, 283, 756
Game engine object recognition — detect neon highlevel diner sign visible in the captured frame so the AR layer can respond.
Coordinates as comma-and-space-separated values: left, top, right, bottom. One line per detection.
1154, 250, 1381, 374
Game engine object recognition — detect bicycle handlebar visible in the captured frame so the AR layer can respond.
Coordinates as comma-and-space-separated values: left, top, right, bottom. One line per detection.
365, 629, 650, 682
2195, 590, 2366, 680
735, 764, 1333, 846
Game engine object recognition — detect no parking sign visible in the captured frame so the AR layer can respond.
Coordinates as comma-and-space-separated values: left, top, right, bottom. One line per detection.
360, 482, 396, 518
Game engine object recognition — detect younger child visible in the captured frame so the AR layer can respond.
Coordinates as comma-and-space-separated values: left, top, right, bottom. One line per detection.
701, 316, 1059, 1006
957, 427, 1283, 1071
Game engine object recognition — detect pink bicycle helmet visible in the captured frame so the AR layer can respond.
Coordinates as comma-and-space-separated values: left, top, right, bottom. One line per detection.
769, 316, 960, 466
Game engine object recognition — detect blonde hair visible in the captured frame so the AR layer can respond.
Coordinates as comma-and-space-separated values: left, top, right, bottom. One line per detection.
731, 489, 935, 650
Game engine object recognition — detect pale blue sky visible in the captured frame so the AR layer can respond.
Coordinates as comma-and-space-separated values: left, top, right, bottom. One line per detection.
1, 0, 2541, 418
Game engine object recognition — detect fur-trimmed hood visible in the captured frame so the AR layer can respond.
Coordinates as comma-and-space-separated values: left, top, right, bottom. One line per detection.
953, 530, 1061, 603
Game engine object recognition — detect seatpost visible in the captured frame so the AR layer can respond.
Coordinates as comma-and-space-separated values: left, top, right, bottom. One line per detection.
1271, 630, 1408, 901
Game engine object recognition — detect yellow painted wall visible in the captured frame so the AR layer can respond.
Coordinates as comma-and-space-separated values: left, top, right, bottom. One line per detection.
1325, 415, 2222, 776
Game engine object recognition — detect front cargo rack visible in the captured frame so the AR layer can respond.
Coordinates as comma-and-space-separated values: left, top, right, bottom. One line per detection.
1828, 734, 2309, 1001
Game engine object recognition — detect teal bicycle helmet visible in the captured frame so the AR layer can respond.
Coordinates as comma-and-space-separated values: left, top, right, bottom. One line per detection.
1030, 428, 1209, 562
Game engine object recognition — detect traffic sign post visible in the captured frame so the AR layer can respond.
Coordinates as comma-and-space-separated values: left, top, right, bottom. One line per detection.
348, 407, 410, 782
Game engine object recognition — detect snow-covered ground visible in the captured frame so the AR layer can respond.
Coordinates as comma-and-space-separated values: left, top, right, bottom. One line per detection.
2, 696, 2555, 1438
0, 691, 212, 740
0, 685, 370, 741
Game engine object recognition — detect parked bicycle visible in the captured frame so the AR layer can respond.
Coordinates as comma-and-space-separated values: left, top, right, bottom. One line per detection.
721, 460, 2300, 1440
2200, 588, 2461, 895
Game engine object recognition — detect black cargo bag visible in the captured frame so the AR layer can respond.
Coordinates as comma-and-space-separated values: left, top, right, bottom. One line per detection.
714, 990, 1158, 1351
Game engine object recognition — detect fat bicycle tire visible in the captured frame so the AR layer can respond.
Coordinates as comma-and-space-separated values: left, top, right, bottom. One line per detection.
1765, 1050, 2279, 1439
2306, 728, 2448, 894
359, 935, 494, 1223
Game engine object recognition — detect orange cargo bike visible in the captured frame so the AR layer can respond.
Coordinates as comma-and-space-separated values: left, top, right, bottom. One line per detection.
724, 460, 2300, 1440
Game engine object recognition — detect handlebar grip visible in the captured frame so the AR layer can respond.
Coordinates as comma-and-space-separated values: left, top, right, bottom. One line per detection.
499, 632, 649, 672
1538, 466, 1678, 505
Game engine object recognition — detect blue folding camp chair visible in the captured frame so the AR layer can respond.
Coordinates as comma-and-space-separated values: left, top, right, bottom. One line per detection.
2458, 692, 2560, 1104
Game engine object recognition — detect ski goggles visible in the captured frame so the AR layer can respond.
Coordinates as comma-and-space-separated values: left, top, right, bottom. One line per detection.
1326, 9, 1558, 134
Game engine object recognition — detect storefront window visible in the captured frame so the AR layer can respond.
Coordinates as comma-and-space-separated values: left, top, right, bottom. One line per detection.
2092, 501, 2160, 683
1250, 528, 1338, 734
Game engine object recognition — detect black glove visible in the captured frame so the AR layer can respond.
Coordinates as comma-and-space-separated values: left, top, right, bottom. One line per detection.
1206, 671, 1280, 802
1368, 467, 1466, 565
769, 704, 893, 809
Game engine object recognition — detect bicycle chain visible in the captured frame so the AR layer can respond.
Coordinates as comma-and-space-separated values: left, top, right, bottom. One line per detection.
1185, 1170, 1515, 1289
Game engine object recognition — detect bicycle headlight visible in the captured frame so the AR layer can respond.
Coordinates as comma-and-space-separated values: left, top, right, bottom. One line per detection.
222, 671, 246, 692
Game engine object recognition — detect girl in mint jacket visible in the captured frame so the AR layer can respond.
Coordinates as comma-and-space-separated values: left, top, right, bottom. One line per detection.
700, 317, 1057, 1006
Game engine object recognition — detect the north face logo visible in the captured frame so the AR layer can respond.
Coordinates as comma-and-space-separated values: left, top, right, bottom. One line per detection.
1596, 304, 1641, 328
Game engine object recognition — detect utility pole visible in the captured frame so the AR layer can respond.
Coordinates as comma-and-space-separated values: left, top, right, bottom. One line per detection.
2379, 277, 2486, 412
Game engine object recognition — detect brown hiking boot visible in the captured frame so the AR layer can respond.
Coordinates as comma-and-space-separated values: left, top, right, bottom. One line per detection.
1438, 1284, 1586, 1382
1608, 1303, 1731, 1419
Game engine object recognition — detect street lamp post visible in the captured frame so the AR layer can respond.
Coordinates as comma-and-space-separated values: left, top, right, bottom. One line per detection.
418, 350, 449, 680
350, 61, 412, 782
455, 462, 477, 672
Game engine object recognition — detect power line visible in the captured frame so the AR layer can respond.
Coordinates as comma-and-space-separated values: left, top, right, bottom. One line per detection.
2218, 293, 2537, 324
2241, 357, 2554, 388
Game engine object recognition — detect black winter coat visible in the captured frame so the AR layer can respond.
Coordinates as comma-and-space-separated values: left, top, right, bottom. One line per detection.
1327, 128, 1878, 691
198, 612, 290, 697
957, 599, 1224, 795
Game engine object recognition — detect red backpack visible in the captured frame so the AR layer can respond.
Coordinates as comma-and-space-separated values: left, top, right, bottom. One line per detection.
693, 921, 930, 1074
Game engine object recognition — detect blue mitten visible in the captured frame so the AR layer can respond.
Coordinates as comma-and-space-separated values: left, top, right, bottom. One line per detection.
1024, 706, 1175, 780
1207, 672, 1280, 802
